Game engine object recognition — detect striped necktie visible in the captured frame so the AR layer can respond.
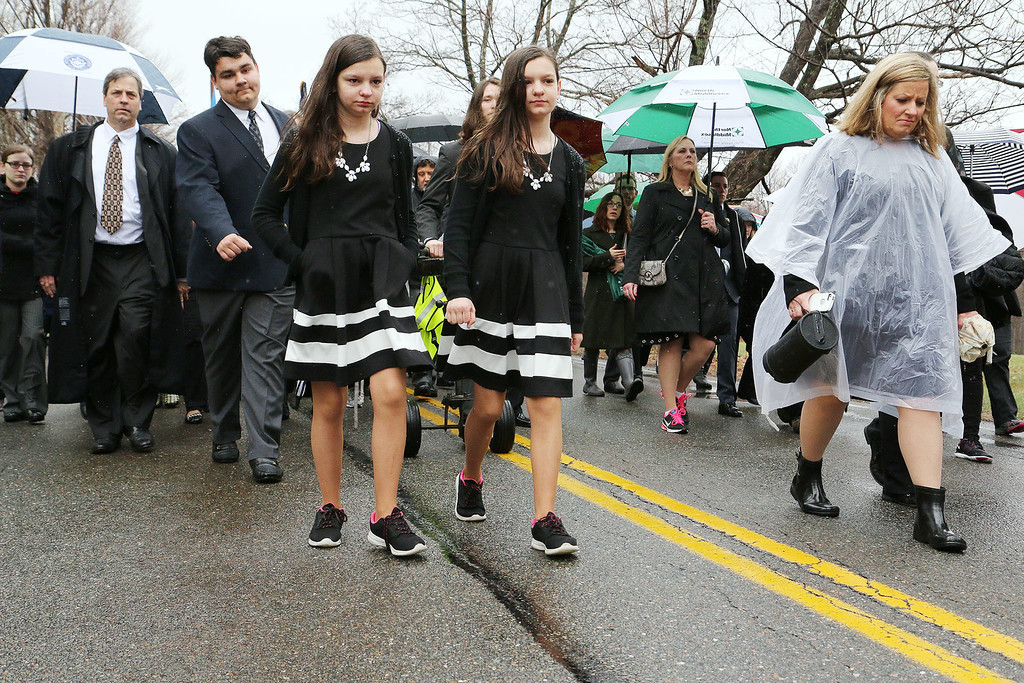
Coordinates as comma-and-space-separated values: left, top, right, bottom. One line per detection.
248, 109, 264, 155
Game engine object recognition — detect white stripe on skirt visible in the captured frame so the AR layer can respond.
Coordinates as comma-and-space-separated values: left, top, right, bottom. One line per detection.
287, 328, 427, 367
292, 301, 416, 329
446, 346, 572, 380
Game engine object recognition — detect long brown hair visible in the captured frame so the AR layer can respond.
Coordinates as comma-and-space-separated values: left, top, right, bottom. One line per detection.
460, 77, 500, 140
281, 35, 386, 190
459, 45, 559, 194
592, 192, 631, 235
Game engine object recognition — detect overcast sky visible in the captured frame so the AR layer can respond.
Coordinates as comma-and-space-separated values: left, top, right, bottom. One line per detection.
134, 0, 1024, 130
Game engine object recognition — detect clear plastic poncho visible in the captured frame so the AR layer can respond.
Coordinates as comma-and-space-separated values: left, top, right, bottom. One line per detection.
746, 132, 1010, 436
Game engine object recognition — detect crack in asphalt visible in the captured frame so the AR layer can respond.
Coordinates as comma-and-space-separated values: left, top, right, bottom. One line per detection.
343, 441, 595, 683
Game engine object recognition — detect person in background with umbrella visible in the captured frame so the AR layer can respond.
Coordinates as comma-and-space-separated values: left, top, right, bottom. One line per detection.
746, 53, 1009, 552
581, 192, 641, 401
35, 68, 190, 455
442, 45, 584, 555
0, 144, 47, 425
622, 136, 730, 435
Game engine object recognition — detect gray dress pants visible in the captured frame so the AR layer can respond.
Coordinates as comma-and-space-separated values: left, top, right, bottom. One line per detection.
196, 286, 294, 461
0, 297, 47, 413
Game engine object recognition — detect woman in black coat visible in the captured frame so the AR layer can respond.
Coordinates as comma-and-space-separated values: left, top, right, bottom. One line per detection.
622, 135, 729, 434
581, 192, 641, 400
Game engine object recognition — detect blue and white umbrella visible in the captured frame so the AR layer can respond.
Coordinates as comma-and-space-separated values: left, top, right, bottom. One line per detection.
0, 27, 180, 124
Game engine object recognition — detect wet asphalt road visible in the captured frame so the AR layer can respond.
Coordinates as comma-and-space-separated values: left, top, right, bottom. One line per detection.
2, 358, 1023, 682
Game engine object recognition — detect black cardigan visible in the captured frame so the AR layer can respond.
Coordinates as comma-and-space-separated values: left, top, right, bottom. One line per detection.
442, 138, 586, 333
251, 121, 417, 274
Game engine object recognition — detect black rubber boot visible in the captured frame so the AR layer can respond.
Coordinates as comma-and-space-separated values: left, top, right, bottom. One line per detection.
912, 486, 967, 552
582, 350, 604, 396
617, 352, 644, 402
865, 414, 915, 506
790, 451, 840, 517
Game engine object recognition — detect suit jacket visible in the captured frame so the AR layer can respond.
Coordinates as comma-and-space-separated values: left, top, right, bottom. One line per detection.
415, 139, 460, 243
34, 122, 189, 402
36, 122, 188, 293
720, 204, 746, 303
176, 100, 291, 291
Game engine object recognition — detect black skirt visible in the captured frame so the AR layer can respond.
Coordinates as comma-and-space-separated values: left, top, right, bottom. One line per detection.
438, 242, 573, 397
285, 235, 431, 385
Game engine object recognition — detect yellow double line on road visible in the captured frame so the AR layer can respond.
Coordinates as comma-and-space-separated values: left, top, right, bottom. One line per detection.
413, 397, 1023, 680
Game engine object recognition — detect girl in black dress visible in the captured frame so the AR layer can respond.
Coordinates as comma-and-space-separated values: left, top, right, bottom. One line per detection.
443, 46, 585, 555
252, 35, 431, 557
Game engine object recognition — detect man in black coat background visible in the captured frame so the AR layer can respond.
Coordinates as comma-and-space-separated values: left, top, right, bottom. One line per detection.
36, 68, 190, 454
707, 172, 746, 418
176, 36, 293, 484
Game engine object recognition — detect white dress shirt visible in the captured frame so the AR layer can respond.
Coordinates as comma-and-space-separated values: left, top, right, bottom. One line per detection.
92, 121, 143, 245
224, 99, 281, 165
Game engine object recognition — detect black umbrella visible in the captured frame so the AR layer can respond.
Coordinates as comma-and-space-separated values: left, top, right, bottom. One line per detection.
389, 114, 463, 143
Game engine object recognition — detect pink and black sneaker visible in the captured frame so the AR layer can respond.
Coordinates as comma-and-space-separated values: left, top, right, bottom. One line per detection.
662, 409, 686, 434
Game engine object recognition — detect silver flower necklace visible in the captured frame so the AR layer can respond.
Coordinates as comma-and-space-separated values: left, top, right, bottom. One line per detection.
524, 133, 557, 191
334, 119, 374, 182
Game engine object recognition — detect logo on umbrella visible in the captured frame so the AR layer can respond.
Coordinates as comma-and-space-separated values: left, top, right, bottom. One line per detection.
63, 54, 92, 71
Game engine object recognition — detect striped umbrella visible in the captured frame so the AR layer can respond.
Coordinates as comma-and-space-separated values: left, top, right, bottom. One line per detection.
0, 27, 180, 124
953, 128, 1024, 194
598, 64, 827, 168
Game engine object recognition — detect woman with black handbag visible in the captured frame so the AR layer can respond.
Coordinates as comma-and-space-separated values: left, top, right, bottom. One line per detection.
622, 136, 730, 434
746, 53, 1009, 552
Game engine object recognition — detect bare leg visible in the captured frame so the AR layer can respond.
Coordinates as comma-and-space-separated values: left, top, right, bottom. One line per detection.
675, 333, 717, 394
463, 383, 506, 481
657, 339, 683, 413
896, 407, 942, 488
368, 367, 409, 518
527, 395, 562, 518
310, 381, 347, 507
798, 395, 847, 462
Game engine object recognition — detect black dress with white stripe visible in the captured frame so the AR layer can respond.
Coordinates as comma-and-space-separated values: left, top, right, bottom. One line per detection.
439, 144, 578, 397
277, 126, 431, 385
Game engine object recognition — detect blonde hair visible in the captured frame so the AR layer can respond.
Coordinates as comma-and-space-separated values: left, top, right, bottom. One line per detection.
656, 136, 708, 194
837, 53, 945, 158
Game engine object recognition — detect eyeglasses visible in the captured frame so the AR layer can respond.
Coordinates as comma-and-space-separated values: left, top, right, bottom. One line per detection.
608, 201, 623, 208
4, 161, 32, 169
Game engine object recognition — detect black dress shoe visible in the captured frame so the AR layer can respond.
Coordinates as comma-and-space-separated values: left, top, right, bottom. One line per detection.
604, 380, 625, 395
3, 408, 26, 422
91, 436, 122, 454
124, 427, 154, 453
26, 409, 45, 424
414, 381, 438, 398
212, 442, 240, 463
718, 402, 743, 418
250, 457, 284, 484
736, 392, 759, 406
514, 410, 531, 428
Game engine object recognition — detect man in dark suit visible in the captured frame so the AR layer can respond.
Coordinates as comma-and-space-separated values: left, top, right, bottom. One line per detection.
176, 37, 292, 484
36, 68, 190, 454
708, 172, 746, 418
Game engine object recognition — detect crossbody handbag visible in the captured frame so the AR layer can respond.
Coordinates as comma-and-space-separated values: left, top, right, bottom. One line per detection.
638, 193, 699, 287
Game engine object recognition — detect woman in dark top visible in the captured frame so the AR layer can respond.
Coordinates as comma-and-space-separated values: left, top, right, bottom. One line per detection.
442, 45, 585, 556
581, 192, 641, 401
251, 35, 431, 557
0, 144, 46, 424
622, 135, 730, 435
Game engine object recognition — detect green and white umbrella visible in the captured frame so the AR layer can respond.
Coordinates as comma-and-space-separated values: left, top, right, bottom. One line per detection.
598, 65, 827, 159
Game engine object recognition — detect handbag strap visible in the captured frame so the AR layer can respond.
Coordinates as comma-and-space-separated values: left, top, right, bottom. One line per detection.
660, 192, 701, 264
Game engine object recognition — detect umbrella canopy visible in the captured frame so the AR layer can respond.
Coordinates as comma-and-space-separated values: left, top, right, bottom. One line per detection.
598, 65, 827, 152
389, 113, 463, 143
551, 107, 605, 176
0, 27, 180, 124
953, 128, 1024, 194
596, 131, 665, 174
584, 179, 652, 212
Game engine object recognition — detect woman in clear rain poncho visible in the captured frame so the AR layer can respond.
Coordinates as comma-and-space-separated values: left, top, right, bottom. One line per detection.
746, 53, 1009, 552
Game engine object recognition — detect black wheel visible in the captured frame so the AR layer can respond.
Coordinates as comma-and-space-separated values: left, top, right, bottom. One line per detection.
489, 400, 515, 454
405, 397, 422, 458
